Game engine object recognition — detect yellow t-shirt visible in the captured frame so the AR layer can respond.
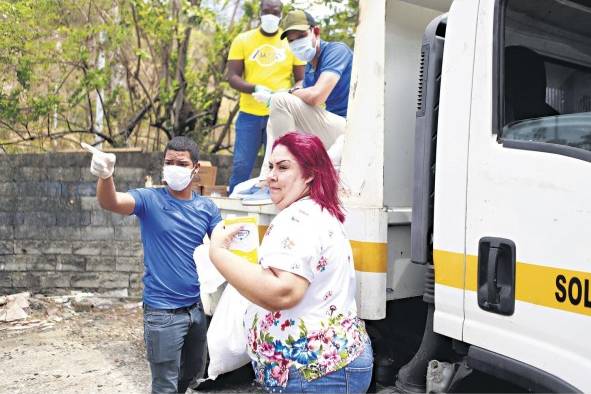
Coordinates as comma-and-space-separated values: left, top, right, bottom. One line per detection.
228, 28, 305, 116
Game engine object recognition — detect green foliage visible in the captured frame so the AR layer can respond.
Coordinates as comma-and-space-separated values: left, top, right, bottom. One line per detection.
0, 91, 22, 123
0, 0, 359, 153
318, 0, 358, 49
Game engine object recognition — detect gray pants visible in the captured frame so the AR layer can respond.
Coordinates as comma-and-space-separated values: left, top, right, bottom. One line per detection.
258, 92, 347, 180
143, 302, 207, 394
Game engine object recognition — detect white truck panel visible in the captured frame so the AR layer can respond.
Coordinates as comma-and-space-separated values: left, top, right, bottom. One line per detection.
433, 284, 464, 340
341, 0, 385, 207
464, 293, 591, 392
432, 0, 480, 338
462, 0, 591, 390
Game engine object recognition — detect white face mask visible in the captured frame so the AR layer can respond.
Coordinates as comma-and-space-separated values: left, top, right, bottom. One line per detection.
162, 165, 194, 192
289, 34, 316, 62
260, 14, 280, 34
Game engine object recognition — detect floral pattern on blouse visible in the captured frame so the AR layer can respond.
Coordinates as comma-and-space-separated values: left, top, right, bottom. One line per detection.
316, 256, 328, 272
281, 237, 296, 250
248, 310, 368, 387
245, 198, 366, 388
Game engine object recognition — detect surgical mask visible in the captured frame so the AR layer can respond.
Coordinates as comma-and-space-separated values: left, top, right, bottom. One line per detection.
162, 165, 194, 191
289, 34, 316, 62
260, 14, 280, 34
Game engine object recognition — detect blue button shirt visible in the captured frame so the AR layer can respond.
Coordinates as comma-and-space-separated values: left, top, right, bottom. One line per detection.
128, 187, 222, 309
303, 40, 353, 118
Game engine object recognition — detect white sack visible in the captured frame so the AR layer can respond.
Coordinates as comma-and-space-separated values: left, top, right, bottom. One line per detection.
194, 244, 226, 294
206, 284, 251, 380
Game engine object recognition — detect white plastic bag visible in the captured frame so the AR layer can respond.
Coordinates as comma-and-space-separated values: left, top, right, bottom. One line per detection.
194, 244, 226, 294
194, 244, 227, 316
206, 284, 251, 380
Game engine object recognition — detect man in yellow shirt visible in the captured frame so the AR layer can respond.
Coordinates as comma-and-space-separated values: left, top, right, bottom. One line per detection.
226, 0, 305, 195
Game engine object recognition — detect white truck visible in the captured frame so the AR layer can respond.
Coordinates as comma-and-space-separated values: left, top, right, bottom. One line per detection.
210, 0, 591, 391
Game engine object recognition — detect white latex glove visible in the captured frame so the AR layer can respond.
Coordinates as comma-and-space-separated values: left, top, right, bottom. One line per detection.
81, 142, 116, 179
252, 85, 273, 107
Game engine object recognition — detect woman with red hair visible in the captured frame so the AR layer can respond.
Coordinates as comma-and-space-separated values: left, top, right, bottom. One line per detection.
209, 132, 373, 393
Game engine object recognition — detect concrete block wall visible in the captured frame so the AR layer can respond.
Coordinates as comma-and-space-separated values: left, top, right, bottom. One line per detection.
0, 150, 238, 296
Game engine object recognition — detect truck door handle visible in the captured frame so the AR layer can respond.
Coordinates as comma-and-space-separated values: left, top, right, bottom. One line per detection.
477, 237, 516, 315
486, 247, 499, 305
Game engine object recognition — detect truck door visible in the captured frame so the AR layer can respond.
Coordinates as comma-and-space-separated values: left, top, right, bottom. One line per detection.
463, 0, 591, 391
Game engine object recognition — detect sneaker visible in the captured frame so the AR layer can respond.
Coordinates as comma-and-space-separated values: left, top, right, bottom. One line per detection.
241, 186, 273, 205
228, 178, 262, 198
236, 185, 261, 196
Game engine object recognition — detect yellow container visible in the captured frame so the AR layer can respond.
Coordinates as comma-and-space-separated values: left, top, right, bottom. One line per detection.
224, 216, 259, 264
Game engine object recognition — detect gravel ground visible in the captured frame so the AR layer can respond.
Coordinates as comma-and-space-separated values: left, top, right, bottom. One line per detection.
0, 302, 150, 393
0, 295, 262, 394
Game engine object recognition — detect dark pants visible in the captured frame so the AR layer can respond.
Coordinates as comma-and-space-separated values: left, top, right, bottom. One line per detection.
143, 301, 207, 393
228, 111, 268, 193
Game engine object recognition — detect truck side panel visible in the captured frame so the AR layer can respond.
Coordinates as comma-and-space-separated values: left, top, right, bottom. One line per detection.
432, 0, 480, 340
462, 0, 591, 390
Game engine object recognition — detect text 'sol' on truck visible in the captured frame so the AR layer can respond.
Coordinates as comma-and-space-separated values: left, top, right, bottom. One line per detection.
209, 0, 591, 391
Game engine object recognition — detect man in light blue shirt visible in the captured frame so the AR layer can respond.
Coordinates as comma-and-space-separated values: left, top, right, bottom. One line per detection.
84, 136, 221, 393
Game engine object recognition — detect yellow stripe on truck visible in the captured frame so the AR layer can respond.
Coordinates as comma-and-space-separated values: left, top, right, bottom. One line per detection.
258, 225, 268, 243
350, 240, 388, 273
516, 263, 591, 317
433, 250, 465, 289
258, 225, 387, 273
434, 249, 591, 317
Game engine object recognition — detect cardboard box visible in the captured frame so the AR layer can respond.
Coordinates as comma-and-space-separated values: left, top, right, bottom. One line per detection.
201, 185, 228, 197
191, 184, 202, 194
192, 161, 217, 187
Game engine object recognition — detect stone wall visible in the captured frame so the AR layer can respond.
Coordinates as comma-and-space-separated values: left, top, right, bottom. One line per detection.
0, 151, 238, 296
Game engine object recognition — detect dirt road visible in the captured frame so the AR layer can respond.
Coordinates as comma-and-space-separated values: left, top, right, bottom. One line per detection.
0, 296, 261, 394
0, 303, 150, 393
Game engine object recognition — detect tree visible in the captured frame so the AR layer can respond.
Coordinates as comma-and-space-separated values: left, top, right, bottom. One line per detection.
0, 0, 358, 154
317, 0, 358, 49
0, 0, 255, 152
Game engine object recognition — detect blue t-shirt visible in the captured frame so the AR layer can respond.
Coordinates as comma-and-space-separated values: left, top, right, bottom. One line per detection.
128, 187, 222, 309
303, 40, 353, 118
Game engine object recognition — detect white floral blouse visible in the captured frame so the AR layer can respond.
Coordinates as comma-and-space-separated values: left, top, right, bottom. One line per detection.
243, 198, 369, 387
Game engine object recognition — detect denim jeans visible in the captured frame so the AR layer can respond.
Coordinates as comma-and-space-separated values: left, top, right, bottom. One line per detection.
143, 301, 207, 394
262, 339, 373, 394
228, 111, 268, 193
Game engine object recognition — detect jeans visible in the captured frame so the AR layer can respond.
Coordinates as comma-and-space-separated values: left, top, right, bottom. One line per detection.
143, 301, 207, 394
263, 339, 373, 393
229, 111, 268, 193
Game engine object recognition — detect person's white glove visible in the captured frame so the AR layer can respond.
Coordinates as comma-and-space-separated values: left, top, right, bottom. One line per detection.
81, 142, 116, 179
252, 85, 273, 107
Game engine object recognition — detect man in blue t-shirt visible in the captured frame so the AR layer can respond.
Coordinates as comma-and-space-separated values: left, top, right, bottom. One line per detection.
243, 10, 353, 205
83, 136, 221, 393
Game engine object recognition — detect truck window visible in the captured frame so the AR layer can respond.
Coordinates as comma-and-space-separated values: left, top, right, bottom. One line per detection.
500, 0, 591, 154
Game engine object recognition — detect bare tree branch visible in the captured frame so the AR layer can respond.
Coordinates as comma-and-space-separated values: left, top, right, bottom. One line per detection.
130, 3, 143, 80
211, 101, 239, 153
119, 101, 153, 141
1, 129, 115, 147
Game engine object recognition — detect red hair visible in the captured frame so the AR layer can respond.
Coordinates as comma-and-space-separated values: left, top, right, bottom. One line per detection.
273, 132, 345, 223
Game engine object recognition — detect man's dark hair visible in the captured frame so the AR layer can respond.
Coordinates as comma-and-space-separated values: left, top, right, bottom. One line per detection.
164, 136, 199, 163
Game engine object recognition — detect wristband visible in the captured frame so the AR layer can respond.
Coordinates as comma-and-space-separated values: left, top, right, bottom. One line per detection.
288, 86, 302, 94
